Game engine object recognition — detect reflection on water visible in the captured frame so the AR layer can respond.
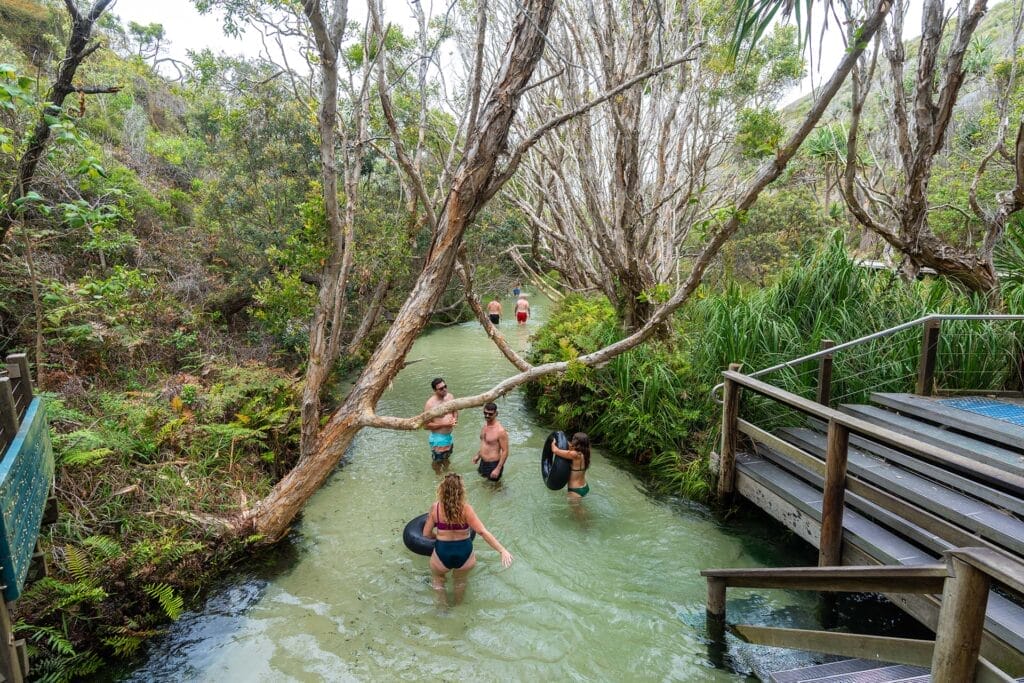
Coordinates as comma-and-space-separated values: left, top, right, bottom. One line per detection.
123, 295, 826, 682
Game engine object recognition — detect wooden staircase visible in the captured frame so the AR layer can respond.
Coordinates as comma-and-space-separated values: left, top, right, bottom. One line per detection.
710, 381, 1024, 679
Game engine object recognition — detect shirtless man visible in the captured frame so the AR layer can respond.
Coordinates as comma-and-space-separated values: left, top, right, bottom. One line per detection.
472, 402, 509, 481
424, 377, 458, 471
486, 299, 502, 325
515, 295, 530, 324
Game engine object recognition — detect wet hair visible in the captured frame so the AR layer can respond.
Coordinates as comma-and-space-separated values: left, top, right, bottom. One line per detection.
571, 432, 591, 470
437, 473, 466, 525
431, 377, 446, 390
484, 402, 497, 412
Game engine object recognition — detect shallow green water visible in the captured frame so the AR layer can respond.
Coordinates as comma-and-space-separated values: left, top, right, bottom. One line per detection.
124, 296, 824, 681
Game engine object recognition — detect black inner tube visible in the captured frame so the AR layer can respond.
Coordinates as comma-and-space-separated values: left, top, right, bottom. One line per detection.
541, 431, 571, 490
402, 512, 476, 556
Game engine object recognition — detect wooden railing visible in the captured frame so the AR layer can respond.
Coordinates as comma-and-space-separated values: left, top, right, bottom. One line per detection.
701, 547, 1023, 682
0, 353, 34, 458
712, 314, 1024, 407
716, 370, 1024, 567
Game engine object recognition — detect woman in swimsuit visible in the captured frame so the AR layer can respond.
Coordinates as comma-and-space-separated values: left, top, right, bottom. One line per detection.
423, 473, 513, 604
551, 432, 590, 500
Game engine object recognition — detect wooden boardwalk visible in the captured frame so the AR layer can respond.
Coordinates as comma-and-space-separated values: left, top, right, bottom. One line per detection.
713, 386, 1024, 680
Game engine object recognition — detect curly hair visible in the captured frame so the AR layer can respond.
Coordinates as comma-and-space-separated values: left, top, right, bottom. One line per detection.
437, 472, 467, 525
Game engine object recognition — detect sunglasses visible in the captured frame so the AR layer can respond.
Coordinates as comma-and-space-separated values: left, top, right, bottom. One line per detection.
435, 385, 447, 391
483, 411, 497, 417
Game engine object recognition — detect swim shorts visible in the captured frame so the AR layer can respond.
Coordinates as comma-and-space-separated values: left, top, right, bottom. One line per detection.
488, 313, 500, 325
477, 459, 502, 480
516, 311, 527, 323
429, 432, 453, 461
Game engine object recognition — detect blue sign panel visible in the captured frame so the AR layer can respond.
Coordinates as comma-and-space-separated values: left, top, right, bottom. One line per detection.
0, 398, 53, 601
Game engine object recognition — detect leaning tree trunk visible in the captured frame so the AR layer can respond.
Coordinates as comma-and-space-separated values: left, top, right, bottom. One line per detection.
237, 0, 559, 541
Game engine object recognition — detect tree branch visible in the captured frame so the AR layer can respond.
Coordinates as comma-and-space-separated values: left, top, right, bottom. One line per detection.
455, 252, 532, 372
484, 46, 703, 199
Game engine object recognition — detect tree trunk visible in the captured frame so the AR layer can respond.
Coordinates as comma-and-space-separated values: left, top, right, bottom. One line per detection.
0, 0, 115, 245
241, 0, 558, 541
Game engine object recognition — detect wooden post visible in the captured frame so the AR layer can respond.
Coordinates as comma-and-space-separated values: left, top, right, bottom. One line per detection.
818, 420, 850, 567
931, 555, 990, 682
706, 577, 727, 666
816, 339, 835, 406
5, 354, 32, 409
0, 378, 19, 446
916, 319, 941, 396
0, 599, 25, 683
717, 363, 743, 503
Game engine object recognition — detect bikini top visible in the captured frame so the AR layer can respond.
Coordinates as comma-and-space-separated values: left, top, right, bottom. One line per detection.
434, 503, 470, 531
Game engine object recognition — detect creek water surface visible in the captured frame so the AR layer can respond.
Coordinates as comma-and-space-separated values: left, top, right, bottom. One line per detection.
124, 296, 823, 681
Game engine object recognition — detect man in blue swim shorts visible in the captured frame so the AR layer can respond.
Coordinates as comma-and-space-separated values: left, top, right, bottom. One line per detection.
424, 377, 458, 472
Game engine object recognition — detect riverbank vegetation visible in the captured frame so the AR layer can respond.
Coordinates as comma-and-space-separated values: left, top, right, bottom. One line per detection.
528, 233, 1024, 499
1, 0, 1023, 677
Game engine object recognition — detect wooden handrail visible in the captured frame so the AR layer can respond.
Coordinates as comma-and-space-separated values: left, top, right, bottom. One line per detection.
700, 563, 947, 593
703, 548, 1024, 682
721, 370, 1024, 496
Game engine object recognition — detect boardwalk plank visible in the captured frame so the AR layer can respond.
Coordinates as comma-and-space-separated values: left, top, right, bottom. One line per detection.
734, 451, 1024, 662
844, 404, 1024, 476
871, 393, 1024, 453
811, 414, 1024, 517
781, 428, 1024, 556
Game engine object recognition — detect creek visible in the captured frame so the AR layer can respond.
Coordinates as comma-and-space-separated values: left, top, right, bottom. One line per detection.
123, 295, 828, 681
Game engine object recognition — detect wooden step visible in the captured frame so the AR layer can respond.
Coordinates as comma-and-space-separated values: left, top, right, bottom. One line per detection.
871, 393, 1024, 453
781, 428, 1024, 556
735, 450, 1024, 658
770, 659, 881, 683
844, 404, 1024, 477
737, 451, 935, 565
753, 441, 957, 556
814, 413, 1024, 517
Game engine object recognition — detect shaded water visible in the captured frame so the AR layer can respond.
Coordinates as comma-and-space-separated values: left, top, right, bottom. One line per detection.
124, 296, 826, 681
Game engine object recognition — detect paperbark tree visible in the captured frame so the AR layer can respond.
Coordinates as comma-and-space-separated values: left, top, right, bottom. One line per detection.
840, 0, 1024, 294
509, 1, 802, 329
222, 0, 893, 542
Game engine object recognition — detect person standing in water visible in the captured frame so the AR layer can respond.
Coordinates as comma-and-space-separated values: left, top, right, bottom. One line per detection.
550, 432, 591, 500
472, 402, 509, 481
423, 472, 513, 606
514, 294, 530, 324
512, 284, 521, 297
424, 377, 457, 472
486, 299, 502, 325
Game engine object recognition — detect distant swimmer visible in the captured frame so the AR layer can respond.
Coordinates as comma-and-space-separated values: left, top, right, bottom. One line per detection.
512, 284, 521, 297
486, 299, 502, 325
550, 432, 591, 500
472, 402, 509, 481
515, 295, 530, 324
424, 377, 457, 472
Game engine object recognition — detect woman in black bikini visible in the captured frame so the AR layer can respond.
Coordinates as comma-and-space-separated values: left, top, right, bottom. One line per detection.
551, 432, 590, 500
423, 473, 513, 605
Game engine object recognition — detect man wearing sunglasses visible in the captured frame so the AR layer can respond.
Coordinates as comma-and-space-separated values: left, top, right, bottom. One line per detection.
425, 377, 458, 471
472, 402, 509, 481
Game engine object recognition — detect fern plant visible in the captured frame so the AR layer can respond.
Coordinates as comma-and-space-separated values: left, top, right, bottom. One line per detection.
143, 582, 184, 620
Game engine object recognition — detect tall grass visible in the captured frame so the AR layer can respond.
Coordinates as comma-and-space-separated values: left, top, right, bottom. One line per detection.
529, 232, 1024, 501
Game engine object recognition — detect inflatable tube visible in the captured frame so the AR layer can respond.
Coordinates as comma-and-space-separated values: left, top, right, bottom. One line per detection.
541, 431, 571, 490
402, 512, 475, 556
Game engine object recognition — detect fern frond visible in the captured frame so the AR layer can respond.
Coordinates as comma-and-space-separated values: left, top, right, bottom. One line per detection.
14, 621, 75, 656
82, 535, 122, 560
62, 545, 92, 583
143, 582, 184, 620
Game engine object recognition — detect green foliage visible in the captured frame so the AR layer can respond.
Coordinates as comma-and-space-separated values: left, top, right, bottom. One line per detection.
530, 235, 1019, 500
735, 106, 784, 158
143, 582, 184, 620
